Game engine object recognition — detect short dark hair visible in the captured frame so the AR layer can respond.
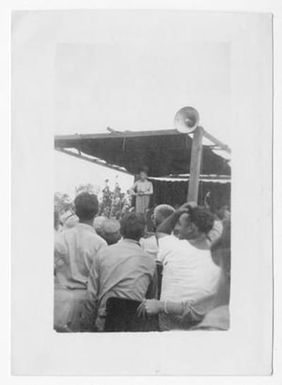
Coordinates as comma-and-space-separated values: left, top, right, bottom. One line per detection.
120, 212, 145, 241
74, 192, 99, 221
189, 207, 215, 234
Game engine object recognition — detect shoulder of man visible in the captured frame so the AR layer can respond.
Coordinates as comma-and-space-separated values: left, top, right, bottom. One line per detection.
91, 232, 107, 247
157, 234, 180, 247
81, 230, 107, 253
54, 229, 71, 254
139, 248, 157, 268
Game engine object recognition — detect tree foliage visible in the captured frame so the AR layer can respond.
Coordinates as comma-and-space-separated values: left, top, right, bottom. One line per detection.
75, 183, 100, 195
54, 192, 73, 214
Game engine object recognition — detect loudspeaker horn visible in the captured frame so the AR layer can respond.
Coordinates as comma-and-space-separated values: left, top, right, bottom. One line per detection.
174, 106, 200, 134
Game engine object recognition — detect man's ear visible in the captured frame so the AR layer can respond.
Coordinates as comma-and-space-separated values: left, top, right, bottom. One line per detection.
190, 222, 198, 233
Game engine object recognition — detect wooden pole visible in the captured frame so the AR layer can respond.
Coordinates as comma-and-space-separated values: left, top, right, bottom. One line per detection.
187, 126, 204, 202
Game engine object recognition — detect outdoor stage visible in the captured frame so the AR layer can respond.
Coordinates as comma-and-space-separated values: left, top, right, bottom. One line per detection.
55, 127, 231, 209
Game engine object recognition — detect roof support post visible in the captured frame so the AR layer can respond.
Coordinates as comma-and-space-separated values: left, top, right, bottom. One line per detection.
187, 126, 204, 203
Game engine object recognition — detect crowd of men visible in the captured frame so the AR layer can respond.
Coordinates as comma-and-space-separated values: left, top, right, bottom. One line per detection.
54, 190, 231, 332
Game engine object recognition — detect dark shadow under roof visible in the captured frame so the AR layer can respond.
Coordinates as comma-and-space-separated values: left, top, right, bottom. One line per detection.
54, 129, 231, 177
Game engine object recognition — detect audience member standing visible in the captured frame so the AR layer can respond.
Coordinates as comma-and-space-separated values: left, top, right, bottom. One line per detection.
54, 192, 106, 332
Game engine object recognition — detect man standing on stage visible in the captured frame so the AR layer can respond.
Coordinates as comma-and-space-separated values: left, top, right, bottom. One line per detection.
130, 168, 153, 215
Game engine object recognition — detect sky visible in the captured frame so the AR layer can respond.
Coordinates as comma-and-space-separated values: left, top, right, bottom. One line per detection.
54, 41, 230, 197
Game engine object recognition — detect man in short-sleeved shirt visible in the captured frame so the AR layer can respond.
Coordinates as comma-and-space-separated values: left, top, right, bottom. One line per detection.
156, 203, 221, 330
82, 213, 157, 331
55, 223, 106, 289
54, 193, 106, 332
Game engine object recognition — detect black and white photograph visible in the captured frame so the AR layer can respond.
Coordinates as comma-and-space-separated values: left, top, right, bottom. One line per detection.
11, 8, 273, 376
53, 42, 232, 333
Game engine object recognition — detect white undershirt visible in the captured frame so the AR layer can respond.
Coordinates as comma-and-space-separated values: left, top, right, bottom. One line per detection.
158, 235, 221, 302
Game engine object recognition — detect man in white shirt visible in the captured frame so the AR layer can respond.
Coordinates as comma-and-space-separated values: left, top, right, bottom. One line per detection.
156, 203, 221, 330
140, 204, 175, 259
54, 192, 106, 332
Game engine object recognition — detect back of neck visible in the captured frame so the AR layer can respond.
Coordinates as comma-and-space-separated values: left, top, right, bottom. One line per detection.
79, 219, 93, 226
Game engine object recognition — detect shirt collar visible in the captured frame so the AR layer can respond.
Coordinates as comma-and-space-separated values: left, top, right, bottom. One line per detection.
120, 238, 140, 246
76, 222, 96, 232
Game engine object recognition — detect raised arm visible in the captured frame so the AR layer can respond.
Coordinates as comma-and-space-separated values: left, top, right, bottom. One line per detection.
156, 201, 197, 235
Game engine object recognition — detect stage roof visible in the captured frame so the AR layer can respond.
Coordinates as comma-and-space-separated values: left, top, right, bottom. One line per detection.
54, 129, 231, 178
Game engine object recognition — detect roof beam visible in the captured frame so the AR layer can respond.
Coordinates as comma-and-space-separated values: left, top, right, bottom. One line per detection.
54, 129, 182, 143
56, 148, 134, 176
202, 128, 231, 154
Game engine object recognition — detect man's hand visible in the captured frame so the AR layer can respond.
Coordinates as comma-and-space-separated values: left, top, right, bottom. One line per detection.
156, 201, 197, 235
175, 201, 197, 216
137, 299, 164, 318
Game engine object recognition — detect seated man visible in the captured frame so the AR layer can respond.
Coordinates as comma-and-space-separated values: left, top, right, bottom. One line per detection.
82, 212, 157, 331
156, 203, 221, 330
137, 216, 231, 330
140, 204, 175, 259
54, 192, 107, 332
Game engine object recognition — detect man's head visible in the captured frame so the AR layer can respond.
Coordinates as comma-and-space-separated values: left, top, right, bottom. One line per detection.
120, 212, 146, 241
74, 192, 99, 222
152, 204, 175, 228
93, 216, 106, 236
101, 219, 121, 245
178, 207, 215, 240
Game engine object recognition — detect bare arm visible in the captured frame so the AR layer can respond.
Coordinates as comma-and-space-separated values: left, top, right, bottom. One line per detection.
156, 211, 181, 235
137, 299, 184, 318
156, 202, 197, 235
137, 294, 216, 323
